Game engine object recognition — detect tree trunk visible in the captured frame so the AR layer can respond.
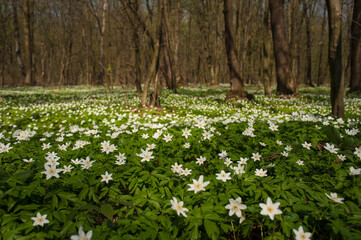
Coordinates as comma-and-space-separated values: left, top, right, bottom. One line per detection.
98, 0, 107, 85
326, 0, 344, 118
23, 0, 32, 86
269, 0, 297, 95
303, 0, 314, 87
349, 0, 361, 93
263, 0, 272, 96
317, 3, 327, 86
140, 0, 162, 107
223, 0, 252, 100
12, 0, 25, 79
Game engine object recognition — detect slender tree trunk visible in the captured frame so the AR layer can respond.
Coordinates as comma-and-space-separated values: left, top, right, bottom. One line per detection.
23, 0, 32, 86
290, 0, 300, 84
40, 42, 47, 85
349, 0, 361, 92
317, 3, 327, 86
98, 0, 107, 85
160, 1, 174, 90
223, 0, 252, 100
326, 0, 344, 118
269, 0, 297, 95
30, 0, 35, 85
140, 0, 162, 107
263, 0, 272, 96
303, 0, 314, 87
132, 0, 143, 93
13, 0, 25, 78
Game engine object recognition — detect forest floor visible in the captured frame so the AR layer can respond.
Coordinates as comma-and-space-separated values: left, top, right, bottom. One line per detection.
0, 85, 360, 240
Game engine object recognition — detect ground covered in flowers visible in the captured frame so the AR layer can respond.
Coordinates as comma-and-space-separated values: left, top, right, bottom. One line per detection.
0, 85, 361, 240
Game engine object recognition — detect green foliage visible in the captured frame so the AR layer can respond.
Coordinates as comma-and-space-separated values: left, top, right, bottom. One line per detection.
0, 85, 360, 239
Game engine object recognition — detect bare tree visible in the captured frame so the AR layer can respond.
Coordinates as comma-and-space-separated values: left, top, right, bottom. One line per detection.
302, 0, 315, 87
223, 0, 252, 100
23, 0, 33, 86
269, 0, 297, 95
349, 0, 361, 93
12, 0, 26, 80
140, 0, 162, 107
326, 0, 344, 117
262, 0, 272, 95
87, 0, 108, 85
317, 2, 327, 86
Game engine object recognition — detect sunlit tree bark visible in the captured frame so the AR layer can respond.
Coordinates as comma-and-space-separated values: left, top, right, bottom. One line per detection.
269, 0, 297, 95
223, 0, 252, 100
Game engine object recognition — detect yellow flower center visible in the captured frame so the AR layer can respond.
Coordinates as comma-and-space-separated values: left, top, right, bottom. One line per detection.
266, 206, 274, 213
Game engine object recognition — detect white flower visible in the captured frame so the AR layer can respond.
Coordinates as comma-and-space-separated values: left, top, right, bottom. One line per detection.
225, 197, 247, 218
171, 162, 183, 174
252, 152, 261, 161
58, 144, 67, 151
293, 226, 312, 240
196, 156, 206, 165
63, 165, 73, 173
183, 143, 190, 148
170, 197, 188, 217
202, 131, 213, 140
137, 149, 154, 162
239, 215, 246, 224
350, 166, 361, 175
285, 145, 292, 151
41, 163, 62, 179
325, 193, 344, 203
354, 146, 361, 158
224, 158, 233, 166
115, 153, 126, 161
31, 212, 49, 227
259, 197, 282, 220
182, 128, 192, 138
259, 142, 267, 147
324, 143, 339, 154
101, 171, 113, 183
218, 150, 228, 159
115, 159, 126, 165
281, 151, 288, 157
163, 134, 173, 142
302, 142, 312, 150
180, 168, 192, 176
81, 157, 95, 169
269, 124, 278, 131
42, 143, 51, 150
0, 142, 12, 153
296, 160, 304, 165
146, 143, 156, 150
336, 154, 346, 162
187, 175, 210, 193
276, 140, 283, 145
23, 158, 35, 163
101, 141, 117, 154
142, 133, 149, 139
242, 127, 255, 137
216, 170, 232, 182
71, 158, 81, 165
237, 157, 248, 165
255, 168, 267, 177
233, 165, 245, 175
71, 226, 93, 240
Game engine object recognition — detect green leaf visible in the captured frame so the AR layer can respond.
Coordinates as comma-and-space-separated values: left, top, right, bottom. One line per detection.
325, 126, 341, 145
101, 203, 114, 220
60, 221, 73, 236
204, 220, 220, 240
